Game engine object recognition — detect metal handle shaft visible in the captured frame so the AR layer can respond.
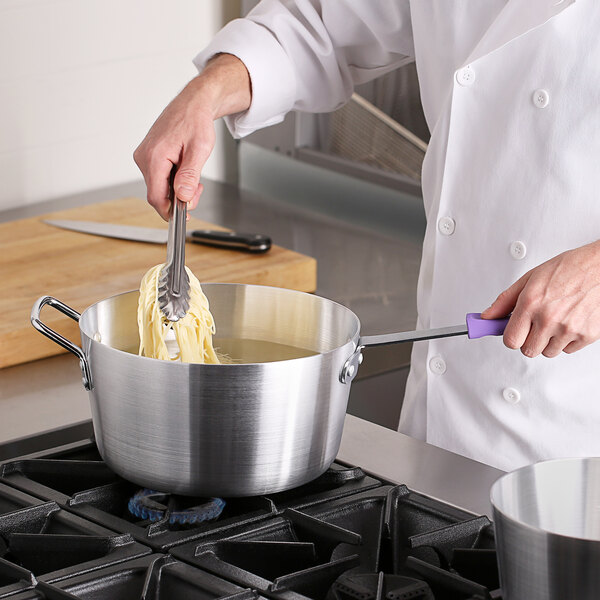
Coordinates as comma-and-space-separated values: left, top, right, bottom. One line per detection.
357, 324, 468, 349
340, 313, 509, 384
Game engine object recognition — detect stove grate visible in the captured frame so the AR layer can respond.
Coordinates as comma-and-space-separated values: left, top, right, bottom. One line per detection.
0, 501, 150, 591
171, 487, 390, 600
8, 554, 265, 600
0, 439, 504, 599
327, 571, 434, 600
0, 443, 382, 552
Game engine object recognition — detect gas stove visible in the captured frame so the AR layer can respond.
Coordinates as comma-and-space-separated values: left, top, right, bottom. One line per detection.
0, 438, 501, 599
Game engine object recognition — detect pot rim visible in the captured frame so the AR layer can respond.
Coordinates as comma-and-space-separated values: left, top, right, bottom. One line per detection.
79, 282, 362, 367
490, 456, 600, 542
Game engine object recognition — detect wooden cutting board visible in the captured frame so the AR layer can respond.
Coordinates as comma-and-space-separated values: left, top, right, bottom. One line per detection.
0, 197, 317, 369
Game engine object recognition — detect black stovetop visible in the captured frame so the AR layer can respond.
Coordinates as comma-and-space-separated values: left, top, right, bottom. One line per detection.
0, 439, 501, 599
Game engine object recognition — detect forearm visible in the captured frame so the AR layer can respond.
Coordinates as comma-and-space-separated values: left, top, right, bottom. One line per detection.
190, 53, 252, 119
171, 53, 252, 125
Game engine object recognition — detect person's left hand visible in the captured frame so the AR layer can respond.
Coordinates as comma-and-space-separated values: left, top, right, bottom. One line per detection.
481, 240, 600, 358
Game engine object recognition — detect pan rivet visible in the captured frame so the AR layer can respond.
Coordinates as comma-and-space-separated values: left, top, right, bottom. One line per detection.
347, 365, 356, 378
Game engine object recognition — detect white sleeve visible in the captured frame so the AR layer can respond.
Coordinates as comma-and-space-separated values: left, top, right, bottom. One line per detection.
193, 0, 414, 138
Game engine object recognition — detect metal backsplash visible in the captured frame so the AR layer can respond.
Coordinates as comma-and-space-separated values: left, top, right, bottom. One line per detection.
239, 1, 428, 196
244, 73, 428, 196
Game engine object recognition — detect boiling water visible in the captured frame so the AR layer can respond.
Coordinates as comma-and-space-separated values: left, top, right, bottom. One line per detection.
125, 338, 318, 363
214, 338, 318, 363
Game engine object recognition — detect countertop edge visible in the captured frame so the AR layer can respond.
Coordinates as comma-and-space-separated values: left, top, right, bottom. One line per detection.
338, 414, 503, 517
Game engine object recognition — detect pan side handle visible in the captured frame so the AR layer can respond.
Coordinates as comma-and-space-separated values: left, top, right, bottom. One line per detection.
340, 330, 420, 384
31, 296, 92, 391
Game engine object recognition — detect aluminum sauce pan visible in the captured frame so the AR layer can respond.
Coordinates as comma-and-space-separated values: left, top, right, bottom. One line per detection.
491, 457, 600, 600
32, 283, 360, 497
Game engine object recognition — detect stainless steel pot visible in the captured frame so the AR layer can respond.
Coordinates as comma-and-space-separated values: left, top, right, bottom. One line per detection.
491, 457, 600, 600
32, 284, 385, 496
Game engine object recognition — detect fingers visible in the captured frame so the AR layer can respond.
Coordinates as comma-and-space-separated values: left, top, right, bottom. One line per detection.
480, 272, 580, 357
534, 331, 587, 358
174, 141, 211, 210
133, 141, 175, 221
504, 304, 590, 358
505, 318, 568, 358
483, 272, 571, 358
173, 164, 201, 204
144, 160, 175, 221
541, 336, 568, 358
503, 290, 568, 357
503, 309, 535, 353
481, 274, 529, 320
134, 136, 212, 220
563, 339, 589, 354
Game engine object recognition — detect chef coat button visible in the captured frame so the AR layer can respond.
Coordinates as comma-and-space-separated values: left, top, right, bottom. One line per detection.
456, 65, 476, 87
503, 387, 521, 404
429, 355, 447, 375
532, 89, 550, 109
438, 216, 456, 236
509, 241, 527, 260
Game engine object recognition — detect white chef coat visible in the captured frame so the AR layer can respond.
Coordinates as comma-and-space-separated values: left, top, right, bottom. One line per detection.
194, 0, 600, 471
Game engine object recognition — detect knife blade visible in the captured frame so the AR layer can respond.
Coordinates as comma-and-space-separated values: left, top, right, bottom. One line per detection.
43, 219, 271, 253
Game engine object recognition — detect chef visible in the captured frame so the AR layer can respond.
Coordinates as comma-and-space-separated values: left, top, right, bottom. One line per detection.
134, 0, 600, 471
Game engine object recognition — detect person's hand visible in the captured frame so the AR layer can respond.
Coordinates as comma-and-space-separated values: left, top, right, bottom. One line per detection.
134, 54, 251, 220
134, 82, 214, 220
481, 241, 600, 358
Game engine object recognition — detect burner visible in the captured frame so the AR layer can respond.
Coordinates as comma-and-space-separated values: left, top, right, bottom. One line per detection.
328, 572, 434, 600
128, 489, 225, 525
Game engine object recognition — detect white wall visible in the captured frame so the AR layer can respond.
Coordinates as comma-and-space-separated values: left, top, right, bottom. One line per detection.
0, 0, 236, 211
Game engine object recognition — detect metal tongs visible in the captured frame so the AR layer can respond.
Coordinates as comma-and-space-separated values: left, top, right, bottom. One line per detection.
158, 174, 190, 321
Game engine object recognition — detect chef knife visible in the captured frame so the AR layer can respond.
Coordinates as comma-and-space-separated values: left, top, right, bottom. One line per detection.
43, 219, 272, 253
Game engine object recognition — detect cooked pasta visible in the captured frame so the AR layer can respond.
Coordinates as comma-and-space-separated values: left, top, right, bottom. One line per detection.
137, 264, 220, 364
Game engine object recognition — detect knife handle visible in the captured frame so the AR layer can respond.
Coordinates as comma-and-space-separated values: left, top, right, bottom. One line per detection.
466, 313, 510, 339
188, 229, 271, 253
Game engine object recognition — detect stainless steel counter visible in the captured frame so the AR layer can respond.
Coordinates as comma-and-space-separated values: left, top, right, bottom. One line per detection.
339, 415, 503, 517
0, 176, 502, 519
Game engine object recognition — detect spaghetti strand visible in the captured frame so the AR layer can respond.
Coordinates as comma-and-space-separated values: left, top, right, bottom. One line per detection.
137, 264, 220, 364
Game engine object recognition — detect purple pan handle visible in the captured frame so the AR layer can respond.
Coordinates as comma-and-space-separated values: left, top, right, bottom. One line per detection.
466, 313, 510, 339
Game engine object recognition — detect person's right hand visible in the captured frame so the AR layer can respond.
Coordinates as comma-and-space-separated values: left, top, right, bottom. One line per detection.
134, 53, 252, 220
